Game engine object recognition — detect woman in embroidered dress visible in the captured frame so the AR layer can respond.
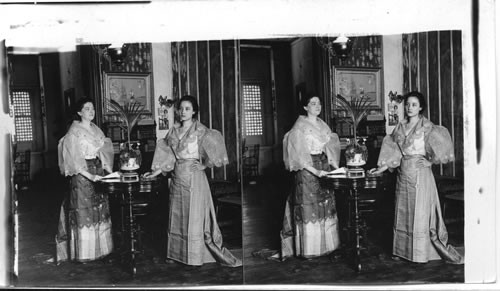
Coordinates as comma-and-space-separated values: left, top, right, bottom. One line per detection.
276, 94, 341, 260
144, 95, 241, 267
369, 91, 463, 264
56, 98, 114, 263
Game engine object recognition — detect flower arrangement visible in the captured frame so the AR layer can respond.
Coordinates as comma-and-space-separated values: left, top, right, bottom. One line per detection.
158, 95, 176, 108
388, 91, 404, 103
335, 94, 373, 143
106, 99, 148, 170
335, 94, 373, 167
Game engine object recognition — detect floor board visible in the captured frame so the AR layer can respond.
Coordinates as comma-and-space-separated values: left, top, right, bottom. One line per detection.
241, 173, 464, 285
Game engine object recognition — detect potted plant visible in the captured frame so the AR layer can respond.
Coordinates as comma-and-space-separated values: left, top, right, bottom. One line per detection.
106, 99, 147, 171
335, 94, 372, 167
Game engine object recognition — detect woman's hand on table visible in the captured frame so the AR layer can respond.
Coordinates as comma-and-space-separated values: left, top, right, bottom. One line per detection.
316, 170, 329, 177
143, 170, 161, 178
92, 175, 103, 182
368, 165, 387, 175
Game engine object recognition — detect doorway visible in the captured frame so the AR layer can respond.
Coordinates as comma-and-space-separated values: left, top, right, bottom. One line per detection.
240, 45, 277, 181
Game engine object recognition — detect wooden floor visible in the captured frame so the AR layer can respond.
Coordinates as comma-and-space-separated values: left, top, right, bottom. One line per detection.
14, 170, 243, 288
241, 172, 465, 285
12, 169, 464, 288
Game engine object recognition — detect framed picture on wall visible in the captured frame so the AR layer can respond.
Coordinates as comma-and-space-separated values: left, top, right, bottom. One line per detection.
103, 72, 152, 115
333, 67, 382, 110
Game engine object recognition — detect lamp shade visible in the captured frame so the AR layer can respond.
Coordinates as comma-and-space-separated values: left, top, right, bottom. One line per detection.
107, 44, 128, 65
332, 36, 353, 59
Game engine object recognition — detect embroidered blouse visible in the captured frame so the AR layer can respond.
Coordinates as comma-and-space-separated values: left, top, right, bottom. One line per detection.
377, 116, 455, 168
151, 120, 229, 172
283, 115, 340, 171
58, 121, 114, 176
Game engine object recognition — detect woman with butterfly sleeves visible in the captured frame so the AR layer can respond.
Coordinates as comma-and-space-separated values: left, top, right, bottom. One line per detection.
144, 95, 242, 267
369, 91, 463, 264
277, 94, 342, 260
56, 98, 114, 263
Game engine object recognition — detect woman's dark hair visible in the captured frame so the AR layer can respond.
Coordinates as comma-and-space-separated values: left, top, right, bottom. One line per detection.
300, 93, 321, 114
73, 97, 95, 121
404, 91, 427, 114
177, 95, 199, 118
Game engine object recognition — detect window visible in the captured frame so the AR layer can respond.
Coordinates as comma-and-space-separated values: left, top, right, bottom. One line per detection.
242, 84, 263, 136
12, 90, 34, 142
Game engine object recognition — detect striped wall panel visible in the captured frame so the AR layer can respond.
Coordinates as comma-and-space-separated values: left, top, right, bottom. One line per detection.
402, 31, 464, 179
171, 40, 240, 181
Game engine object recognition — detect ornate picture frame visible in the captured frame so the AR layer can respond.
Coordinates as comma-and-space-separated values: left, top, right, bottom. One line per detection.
103, 72, 152, 115
333, 67, 382, 110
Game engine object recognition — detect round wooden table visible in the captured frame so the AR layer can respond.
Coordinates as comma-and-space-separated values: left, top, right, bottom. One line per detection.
100, 175, 162, 276
325, 172, 383, 272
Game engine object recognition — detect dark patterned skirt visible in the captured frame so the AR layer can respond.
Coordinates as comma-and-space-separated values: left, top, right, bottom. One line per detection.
55, 158, 113, 262
279, 153, 340, 259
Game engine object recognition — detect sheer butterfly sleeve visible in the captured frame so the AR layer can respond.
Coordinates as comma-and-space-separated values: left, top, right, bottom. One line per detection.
283, 128, 312, 171
151, 133, 176, 173
200, 129, 229, 168
427, 125, 455, 164
324, 132, 341, 169
98, 137, 114, 174
58, 133, 87, 176
377, 134, 403, 169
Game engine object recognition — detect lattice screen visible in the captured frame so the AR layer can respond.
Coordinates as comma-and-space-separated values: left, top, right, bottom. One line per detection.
12, 90, 33, 142
242, 84, 263, 136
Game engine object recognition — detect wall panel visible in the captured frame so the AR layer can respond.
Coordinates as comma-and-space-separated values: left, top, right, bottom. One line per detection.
418, 33, 428, 118
187, 42, 198, 97
402, 30, 464, 178
222, 40, 238, 181
173, 40, 240, 181
402, 34, 410, 94
197, 41, 210, 127
409, 33, 419, 92
209, 41, 224, 180
439, 31, 453, 176
452, 31, 464, 179
179, 42, 188, 98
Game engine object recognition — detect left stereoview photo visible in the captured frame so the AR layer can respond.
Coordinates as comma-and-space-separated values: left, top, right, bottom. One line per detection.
6, 41, 243, 287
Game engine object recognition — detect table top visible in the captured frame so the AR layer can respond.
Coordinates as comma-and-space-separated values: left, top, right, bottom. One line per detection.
324, 173, 382, 180
100, 176, 159, 184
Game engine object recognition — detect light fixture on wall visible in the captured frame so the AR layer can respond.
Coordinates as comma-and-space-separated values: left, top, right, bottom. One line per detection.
316, 35, 353, 59
92, 43, 128, 65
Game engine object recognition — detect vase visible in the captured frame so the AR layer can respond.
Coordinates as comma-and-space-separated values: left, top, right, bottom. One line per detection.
345, 138, 368, 167
119, 142, 142, 171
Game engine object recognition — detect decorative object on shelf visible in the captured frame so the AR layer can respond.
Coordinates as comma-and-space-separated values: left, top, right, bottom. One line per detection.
107, 99, 148, 175
119, 142, 141, 182
335, 94, 373, 171
92, 43, 128, 66
317, 35, 354, 59
344, 138, 368, 178
388, 91, 404, 126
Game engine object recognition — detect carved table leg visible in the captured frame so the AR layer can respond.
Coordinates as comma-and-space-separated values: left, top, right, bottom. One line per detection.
351, 179, 362, 272
125, 183, 137, 276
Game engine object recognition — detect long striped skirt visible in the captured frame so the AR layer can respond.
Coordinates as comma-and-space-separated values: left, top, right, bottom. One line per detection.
55, 158, 113, 262
393, 155, 463, 264
166, 159, 242, 267
280, 153, 340, 259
